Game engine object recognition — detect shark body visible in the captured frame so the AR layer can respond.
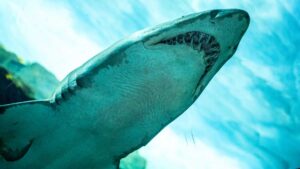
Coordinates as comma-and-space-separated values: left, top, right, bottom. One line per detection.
0, 9, 249, 169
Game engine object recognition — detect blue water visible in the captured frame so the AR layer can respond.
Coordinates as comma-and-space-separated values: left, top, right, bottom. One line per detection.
0, 1, 299, 168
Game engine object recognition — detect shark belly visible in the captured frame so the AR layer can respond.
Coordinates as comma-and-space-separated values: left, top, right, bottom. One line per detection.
3, 42, 201, 169
55, 43, 205, 163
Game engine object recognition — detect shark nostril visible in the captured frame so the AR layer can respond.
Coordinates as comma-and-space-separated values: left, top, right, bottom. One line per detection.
210, 10, 220, 19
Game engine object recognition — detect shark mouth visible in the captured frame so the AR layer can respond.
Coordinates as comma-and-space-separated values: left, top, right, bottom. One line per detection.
156, 31, 221, 73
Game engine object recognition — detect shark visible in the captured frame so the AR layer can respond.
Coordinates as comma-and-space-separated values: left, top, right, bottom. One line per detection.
0, 9, 250, 169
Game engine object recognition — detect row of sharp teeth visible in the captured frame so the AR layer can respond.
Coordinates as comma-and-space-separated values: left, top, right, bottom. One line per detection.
158, 31, 221, 72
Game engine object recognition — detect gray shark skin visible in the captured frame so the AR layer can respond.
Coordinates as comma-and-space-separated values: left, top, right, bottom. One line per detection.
0, 9, 249, 169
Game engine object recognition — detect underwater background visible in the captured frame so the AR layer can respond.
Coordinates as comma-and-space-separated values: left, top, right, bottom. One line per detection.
0, 0, 299, 169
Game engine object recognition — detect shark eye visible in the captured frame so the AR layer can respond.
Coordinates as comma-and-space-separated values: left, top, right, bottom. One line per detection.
157, 31, 221, 72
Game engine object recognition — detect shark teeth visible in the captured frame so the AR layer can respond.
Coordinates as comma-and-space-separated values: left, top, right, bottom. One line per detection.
157, 31, 221, 72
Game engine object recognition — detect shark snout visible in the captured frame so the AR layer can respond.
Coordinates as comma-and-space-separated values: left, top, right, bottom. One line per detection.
210, 9, 250, 22
199, 9, 250, 78
211, 9, 250, 49
202, 9, 250, 65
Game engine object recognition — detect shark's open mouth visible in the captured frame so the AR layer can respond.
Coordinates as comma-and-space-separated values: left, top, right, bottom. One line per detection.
155, 31, 221, 98
156, 31, 221, 73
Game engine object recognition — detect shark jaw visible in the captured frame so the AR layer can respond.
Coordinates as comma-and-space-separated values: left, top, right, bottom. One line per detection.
135, 9, 250, 97
61, 9, 250, 103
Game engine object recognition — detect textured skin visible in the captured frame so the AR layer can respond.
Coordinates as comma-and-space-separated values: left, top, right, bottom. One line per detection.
0, 9, 249, 169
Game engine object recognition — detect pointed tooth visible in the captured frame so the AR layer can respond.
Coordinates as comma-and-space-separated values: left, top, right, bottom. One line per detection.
199, 34, 209, 50
177, 34, 184, 44
172, 37, 176, 45
206, 49, 219, 56
184, 32, 192, 45
192, 32, 200, 48
160, 40, 166, 44
205, 57, 215, 66
208, 36, 213, 44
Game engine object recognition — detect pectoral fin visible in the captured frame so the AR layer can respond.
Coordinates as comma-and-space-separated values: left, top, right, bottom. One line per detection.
0, 100, 54, 164
0, 139, 33, 162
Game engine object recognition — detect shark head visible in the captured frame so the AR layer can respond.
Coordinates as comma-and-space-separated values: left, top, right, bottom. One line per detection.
77, 9, 250, 157
77, 9, 249, 99
127, 9, 250, 97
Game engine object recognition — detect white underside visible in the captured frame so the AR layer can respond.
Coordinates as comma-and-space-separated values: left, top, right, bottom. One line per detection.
1, 42, 205, 169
